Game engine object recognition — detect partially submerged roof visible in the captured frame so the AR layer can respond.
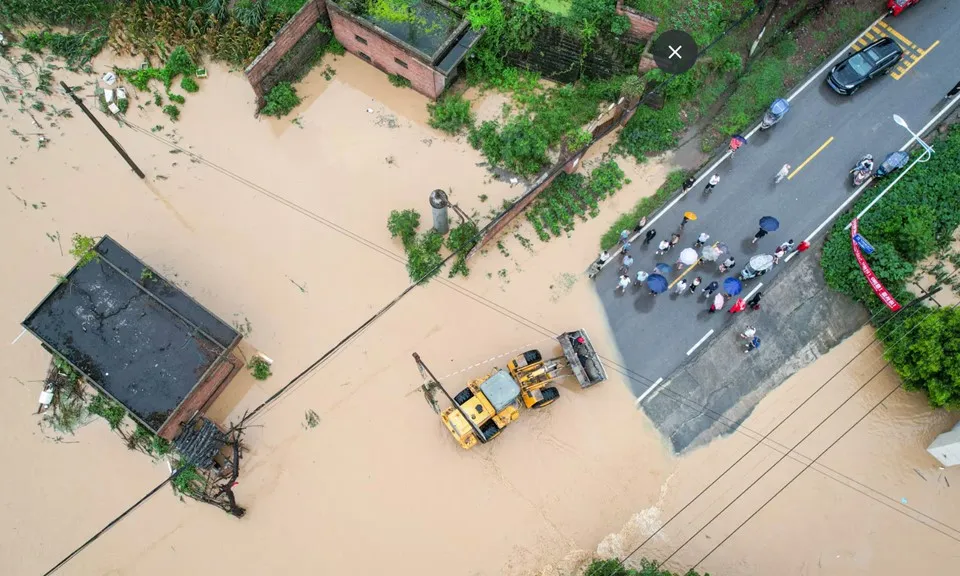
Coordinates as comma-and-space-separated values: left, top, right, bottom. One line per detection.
22, 236, 240, 433
332, 0, 482, 69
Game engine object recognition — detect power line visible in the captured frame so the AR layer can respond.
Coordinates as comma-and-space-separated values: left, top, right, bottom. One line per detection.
635, 301, 960, 575
689, 382, 903, 571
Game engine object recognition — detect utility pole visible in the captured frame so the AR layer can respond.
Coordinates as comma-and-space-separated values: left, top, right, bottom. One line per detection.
60, 82, 145, 179
749, 0, 781, 57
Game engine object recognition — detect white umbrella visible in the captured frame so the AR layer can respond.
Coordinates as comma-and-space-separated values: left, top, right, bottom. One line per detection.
679, 247, 698, 266
701, 245, 721, 262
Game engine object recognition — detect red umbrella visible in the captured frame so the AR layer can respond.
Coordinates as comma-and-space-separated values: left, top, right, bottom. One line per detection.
728, 298, 746, 314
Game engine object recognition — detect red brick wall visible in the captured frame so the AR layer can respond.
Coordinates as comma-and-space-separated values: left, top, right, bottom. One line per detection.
615, 0, 659, 42
327, 3, 445, 99
245, 0, 327, 106
158, 354, 240, 440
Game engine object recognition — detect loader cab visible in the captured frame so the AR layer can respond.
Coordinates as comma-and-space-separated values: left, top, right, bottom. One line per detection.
441, 370, 521, 449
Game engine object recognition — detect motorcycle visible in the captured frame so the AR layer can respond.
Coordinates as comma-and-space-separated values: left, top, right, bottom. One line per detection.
849, 154, 874, 186
760, 98, 790, 130
875, 151, 909, 178
887, 0, 922, 17
739, 254, 774, 281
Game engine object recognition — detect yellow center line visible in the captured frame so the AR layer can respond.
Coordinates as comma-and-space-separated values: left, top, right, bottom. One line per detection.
668, 260, 699, 288
788, 136, 834, 180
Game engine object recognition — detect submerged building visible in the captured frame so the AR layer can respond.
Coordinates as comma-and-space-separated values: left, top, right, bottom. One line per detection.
22, 236, 241, 441
327, 0, 483, 99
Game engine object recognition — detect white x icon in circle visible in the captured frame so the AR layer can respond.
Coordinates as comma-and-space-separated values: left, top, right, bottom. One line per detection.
668, 45, 682, 59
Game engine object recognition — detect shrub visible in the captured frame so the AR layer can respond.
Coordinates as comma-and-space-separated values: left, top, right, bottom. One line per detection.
261, 82, 301, 117
167, 93, 186, 104
388, 73, 412, 88
584, 558, 706, 576
611, 14, 631, 36
387, 209, 421, 249
615, 101, 684, 162
406, 230, 445, 283
600, 169, 685, 250
428, 94, 474, 135
69, 233, 97, 265
446, 221, 479, 278
267, 0, 308, 16
248, 356, 272, 380
163, 104, 181, 121
181, 77, 199, 93
885, 307, 960, 409
327, 38, 346, 56
469, 117, 550, 177
87, 394, 126, 430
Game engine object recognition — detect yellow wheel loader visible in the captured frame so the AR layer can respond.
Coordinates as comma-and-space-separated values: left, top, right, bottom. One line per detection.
414, 330, 606, 450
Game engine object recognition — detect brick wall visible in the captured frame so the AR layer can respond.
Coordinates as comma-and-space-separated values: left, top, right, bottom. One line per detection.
245, 0, 327, 108
327, 3, 445, 99
158, 354, 240, 440
615, 0, 659, 43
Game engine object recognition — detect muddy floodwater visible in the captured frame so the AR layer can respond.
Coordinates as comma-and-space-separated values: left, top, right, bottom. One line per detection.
2, 50, 958, 576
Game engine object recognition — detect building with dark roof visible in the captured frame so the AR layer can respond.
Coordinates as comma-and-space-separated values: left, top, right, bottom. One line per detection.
22, 236, 241, 440
327, 0, 483, 99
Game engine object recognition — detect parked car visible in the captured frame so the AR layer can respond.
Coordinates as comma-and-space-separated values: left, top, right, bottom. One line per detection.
826, 37, 903, 95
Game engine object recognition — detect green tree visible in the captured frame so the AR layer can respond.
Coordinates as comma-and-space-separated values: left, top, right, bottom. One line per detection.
584, 558, 710, 576
886, 306, 960, 408
387, 209, 421, 249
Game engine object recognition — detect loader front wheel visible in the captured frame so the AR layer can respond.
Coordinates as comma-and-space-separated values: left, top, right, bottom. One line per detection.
454, 387, 474, 405
532, 387, 560, 408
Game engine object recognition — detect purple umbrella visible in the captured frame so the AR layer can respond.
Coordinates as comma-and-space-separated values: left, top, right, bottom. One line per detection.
723, 277, 742, 296
653, 263, 672, 275
647, 274, 668, 294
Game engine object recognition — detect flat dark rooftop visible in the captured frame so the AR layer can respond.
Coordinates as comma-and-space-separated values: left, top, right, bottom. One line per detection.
23, 236, 239, 432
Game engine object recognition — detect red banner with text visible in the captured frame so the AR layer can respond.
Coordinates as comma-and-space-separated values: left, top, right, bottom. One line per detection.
851, 218, 901, 311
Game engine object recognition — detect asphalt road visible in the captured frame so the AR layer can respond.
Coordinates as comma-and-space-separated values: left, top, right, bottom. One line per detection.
595, 0, 960, 399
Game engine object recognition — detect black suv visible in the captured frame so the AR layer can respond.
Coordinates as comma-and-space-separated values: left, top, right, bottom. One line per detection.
827, 37, 904, 95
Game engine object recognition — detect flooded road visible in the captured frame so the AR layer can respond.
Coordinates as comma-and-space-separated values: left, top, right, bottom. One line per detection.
2, 47, 958, 576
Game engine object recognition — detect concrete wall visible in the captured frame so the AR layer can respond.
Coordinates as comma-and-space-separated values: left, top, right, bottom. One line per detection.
615, 0, 659, 43
244, 0, 328, 108
928, 420, 960, 467
327, 3, 446, 99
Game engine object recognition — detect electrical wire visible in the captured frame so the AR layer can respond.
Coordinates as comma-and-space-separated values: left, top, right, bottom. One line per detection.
601, 300, 960, 575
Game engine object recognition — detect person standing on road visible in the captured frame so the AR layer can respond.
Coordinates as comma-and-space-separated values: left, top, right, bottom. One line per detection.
775, 163, 791, 184
704, 174, 720, 194
622, 239, 632, 253
644, 228, 657, 246
773, 245, 787, 264
690, 276, 702, 293
674, 279, 688, 295
694, 232, 710, 248
616, 274, 631, 293
656, 239, 671, 255
744, 335, 761, 353
729, 298, 746, 314
740, 325, 757, 339
719, 256, 736, 273
595, 250, 610, 267
670, 233, 681, 247
682, 176, 696, 193
620, 229, 630, 244
680, 212, 695, 229
752, 228, 769, 244
747, 291, 763, 310
703, 280, 720, 297
619, 254, 634, 274
636, 269, 649, 284
797, 240, 811, 252
633, 216, 648, 233
946, 80, 960, 99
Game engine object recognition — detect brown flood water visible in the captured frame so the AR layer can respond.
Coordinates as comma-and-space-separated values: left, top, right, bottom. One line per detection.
1, 49, 958, 576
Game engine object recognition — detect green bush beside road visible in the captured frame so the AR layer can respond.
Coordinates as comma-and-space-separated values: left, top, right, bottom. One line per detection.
819, 125, 960, 408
